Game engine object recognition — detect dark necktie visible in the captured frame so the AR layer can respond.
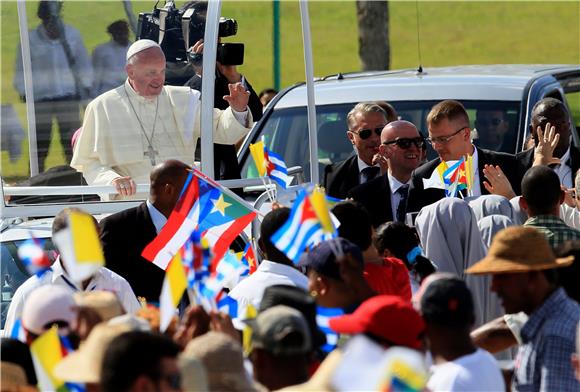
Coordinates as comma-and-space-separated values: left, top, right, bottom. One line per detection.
361, 166, 380, 183
396, 184, 409, 222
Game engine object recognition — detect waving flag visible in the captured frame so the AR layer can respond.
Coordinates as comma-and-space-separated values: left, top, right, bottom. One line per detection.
181, 230, 211, 288
17, 237, 51, 277
271, 189, 337, 264
30, 326, 66, 391
194, 171, 257, 269
239, 242, 257, 276
142, 172, 200, 270
52, 210, 104, 282
159, 253, 188, 332
197, 251, 248, 309
443, 159, 464, 197
249, 141, 292, 188
422, 160, 448, 190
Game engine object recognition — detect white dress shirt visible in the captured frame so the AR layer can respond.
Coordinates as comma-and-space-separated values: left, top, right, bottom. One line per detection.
554, 147, 573, 188
228, 260, 309, 308
92, 40, 131, 97
14, 24, 92, 100
3, 258, 141, 336
146, 200, 167, 234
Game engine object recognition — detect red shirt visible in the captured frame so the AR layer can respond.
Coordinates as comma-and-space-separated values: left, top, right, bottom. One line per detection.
363, 257, 412, 301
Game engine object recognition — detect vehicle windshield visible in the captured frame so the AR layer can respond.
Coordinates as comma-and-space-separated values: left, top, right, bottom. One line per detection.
241, 100, 521, 182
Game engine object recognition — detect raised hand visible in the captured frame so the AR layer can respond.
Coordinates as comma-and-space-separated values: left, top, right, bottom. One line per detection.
223, 82, 250, 112
483, 164, 516, 199
533, 122, 560, 167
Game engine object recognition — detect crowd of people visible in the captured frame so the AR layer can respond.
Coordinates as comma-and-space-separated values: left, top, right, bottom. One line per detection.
3, 2, 580, 392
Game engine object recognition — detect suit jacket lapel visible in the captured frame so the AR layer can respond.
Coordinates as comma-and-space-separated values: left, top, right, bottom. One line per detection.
138, 202, 158, 242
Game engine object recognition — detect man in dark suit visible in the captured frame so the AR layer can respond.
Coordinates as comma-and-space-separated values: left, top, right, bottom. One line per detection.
516, 98, 579, 189
100, 160, 191, 302
406, 100, 520, 214
323, 102, 388, 199
349, 120, 425, 228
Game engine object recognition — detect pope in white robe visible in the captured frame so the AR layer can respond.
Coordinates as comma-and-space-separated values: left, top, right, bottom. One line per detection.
71, 39, 251, 197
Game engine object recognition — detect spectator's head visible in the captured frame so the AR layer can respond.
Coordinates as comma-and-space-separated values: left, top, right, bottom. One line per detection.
101, 331, 182, 392
54, 323, 131, 389
260, 285, 327, 350
150, 160, 192, 218
52, 207, 96, 236
466, 226, 574, 315
73, 291, 125, 340
258, 207, 292, 265
375, 101, 399, 123
1, 338, 37, 386
374, 222, 435, 283
21, 285, 76, 343
379, 120, 424, 182
126, 39, 166, 98
475, 109, 509, 150
108, 20, 130, 47
426, 100, 472, 161
182, 331, 258, 392
248, 305, 312, 390
329, 295, 425, 350
419, 276, 475, 331
520, 166, 564, 217
331, 201, 372, 251
259, 88, 278, 107
530, 98, 571, 158
554, 240, 580, 303
298, 238, 364, 308
346, 102, 388, 166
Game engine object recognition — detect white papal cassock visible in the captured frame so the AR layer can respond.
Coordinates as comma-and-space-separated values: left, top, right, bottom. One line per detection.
71, 80, 251, 187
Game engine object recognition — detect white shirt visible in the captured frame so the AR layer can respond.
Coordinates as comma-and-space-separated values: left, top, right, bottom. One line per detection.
554, 147, 573, 188
228, 260, 308, 308
14, 24, 92, 100
427, 349, 505, 391
469, 146, 482, 196
2, 258, 141, 336
92, 40, 131, 97
560, 203, 580, 229
387, 171, 411, 221
146, 200, 167, 234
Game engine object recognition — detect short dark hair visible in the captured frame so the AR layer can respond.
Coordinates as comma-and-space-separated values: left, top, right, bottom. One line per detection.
531, 98, 568, 126
331, 201, 372, 251
259, 88, 278, 98
427, 100, 469, 127
259, 207, 292, 264
52, 207, 95, 235
1, 338, 37, 385
521, 166, 562, 215
420, 277, 475, 328
101, 331, 180, 392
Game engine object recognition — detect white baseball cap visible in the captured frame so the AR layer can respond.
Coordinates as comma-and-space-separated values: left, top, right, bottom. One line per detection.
21, 285, 76, 335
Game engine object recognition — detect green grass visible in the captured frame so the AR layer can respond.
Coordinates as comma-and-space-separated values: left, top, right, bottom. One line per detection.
1, 0, 579, 180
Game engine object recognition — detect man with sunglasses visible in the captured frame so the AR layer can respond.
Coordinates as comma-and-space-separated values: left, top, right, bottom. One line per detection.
349, 120, 425, 227
517, 98, 579, 189
406, 100, 519, 214
324, 102, 389, 199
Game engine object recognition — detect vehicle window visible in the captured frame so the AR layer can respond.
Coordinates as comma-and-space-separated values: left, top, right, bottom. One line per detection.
565, 91, 580, 131
241, 100, 521, 182
0, 239, 56, 329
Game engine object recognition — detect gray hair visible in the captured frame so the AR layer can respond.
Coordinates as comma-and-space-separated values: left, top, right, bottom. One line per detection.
346, 102, 386, 131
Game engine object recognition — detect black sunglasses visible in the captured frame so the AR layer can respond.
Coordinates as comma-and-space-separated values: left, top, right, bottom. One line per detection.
351, 125, 385, 140
382, 137, 425, 149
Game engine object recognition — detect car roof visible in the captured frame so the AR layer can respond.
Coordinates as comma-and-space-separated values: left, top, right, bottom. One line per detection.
273, 64, 580, 108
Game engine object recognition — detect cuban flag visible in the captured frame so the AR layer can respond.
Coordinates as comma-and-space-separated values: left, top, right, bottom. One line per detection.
271, 189, 336, 264
249, 141, 292, 188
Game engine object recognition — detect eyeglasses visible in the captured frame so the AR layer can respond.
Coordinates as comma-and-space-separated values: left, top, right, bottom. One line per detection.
476, 118, 503, 127
426, 126, 468, 145
350, 125, 385, 140
382, 137, 425, 149
161, 373, 182, 390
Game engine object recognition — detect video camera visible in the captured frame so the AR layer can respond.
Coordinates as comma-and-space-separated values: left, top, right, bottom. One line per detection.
137, 1, 244, 65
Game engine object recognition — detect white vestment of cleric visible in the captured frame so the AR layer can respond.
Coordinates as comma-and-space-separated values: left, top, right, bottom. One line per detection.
71, 79, 251, 186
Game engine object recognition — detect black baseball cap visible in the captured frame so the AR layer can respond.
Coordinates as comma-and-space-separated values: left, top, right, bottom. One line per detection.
297, 238, 363, 280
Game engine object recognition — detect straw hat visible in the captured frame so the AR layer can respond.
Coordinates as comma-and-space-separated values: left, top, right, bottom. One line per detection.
0, 362, 38, 392
74, 291, 124, 322
53, 323, 131, 384
465, 226, 574, 275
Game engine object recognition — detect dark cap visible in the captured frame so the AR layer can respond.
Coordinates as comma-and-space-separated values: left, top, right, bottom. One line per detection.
260, 285, 326, 349
297, 238, 363, 280
247, 306, 311, 356
419, 276, 474, 327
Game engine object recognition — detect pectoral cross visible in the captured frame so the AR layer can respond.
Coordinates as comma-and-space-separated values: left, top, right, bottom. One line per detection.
144, 144, 159, 166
